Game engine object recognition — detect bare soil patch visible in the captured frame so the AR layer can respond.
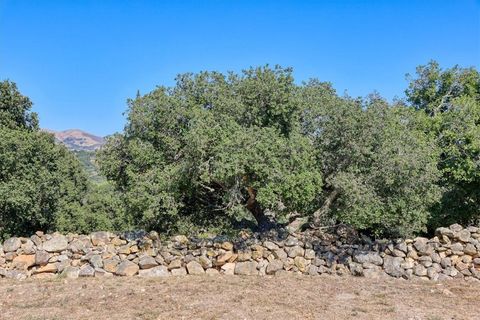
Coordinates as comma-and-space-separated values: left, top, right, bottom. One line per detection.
0, 275, 478, 320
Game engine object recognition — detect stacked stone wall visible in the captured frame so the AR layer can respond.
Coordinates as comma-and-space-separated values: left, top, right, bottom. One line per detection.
1, 224, 479, 281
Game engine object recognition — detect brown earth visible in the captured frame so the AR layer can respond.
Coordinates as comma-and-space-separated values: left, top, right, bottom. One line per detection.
0, 275, 479, 320
44, 129, 105, 151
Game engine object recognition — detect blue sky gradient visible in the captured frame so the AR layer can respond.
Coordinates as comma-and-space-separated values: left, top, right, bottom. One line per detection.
1, 0, 479, 136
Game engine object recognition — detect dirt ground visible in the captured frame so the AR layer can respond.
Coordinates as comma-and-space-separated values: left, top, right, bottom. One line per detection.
0, 275, 479, 320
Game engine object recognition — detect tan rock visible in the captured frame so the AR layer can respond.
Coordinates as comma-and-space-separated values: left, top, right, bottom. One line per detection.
234, 261, 258, 275
198, 256, 212, 269
171, 267, 187, 276
90, 231, 110, 246
294, 256, 309, 273
13, 255, 36, 269
216, 251, 233, 266
35, 263, 58, 274
168, 259, 183, 270
186, 261, 205, 275
221, 262, 236, 275
139, 266, 169, 277
103, 259, 119, 273
221, 242, 233, 251
115, 260, 139, 276
206, 268, 220, 275
237, 251, 252, 262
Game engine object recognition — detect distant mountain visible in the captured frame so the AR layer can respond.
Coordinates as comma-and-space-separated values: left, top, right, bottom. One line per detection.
45, 129, 105, 151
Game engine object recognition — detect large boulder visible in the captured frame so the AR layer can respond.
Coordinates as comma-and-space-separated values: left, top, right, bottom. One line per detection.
42, 236, 68, 253
235, 261, 258, 275
12, 255, 35, 269
266, 260, 284, 275
79, 264, 95, 277
3, 238, 21, 252
139, 256, 158, 269
35, 251, 50, 266
383, 256, 404, 278
186, 261, 205, 275
139, 266, 170, 277
61, 266, 80, 279
353, 251, 383, 266
115, 260, 139, 276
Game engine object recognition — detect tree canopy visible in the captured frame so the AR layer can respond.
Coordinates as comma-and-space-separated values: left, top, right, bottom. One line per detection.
1, 61, 478, 239
99, 65, 444, 237
406, 61, 480, 229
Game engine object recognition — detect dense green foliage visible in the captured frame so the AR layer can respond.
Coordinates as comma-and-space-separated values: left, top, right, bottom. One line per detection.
0, 81, 126, 239
406, 61, 480, 229
73, 150, 105, 183
1, 61, 478, 239
98, 66, 445, 237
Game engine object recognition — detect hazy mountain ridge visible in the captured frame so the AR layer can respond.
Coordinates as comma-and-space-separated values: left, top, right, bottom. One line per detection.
45, 129, 105, 151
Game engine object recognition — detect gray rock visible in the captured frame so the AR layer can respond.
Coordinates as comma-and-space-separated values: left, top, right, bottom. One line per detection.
285, 237, 299, 247
68, 239, 87, 254
464, 243, 477, 255
3, 238, 21, 252
348, 262, 364, 276
35, 250, 50, 266
235, 261, 258, 275
61, 266, 79, 279
42, 236, 68, 253
266, 259, 283, 274
139, 266, 170, 277
186, 261, 205, 275
436, 227, 454, 238
383, 256, 404, 278
5, 270, 28, 280
89, 254, 103, 269
413, 238, 432, 255
427, 267, 439, 281
395, 242, 408, 253
263, 241, 279, 251
418, 256, 433, 267
414, 264, 427, 277
287, 246, 304, 258
273, 249, 288, 261
450, 242, 464, 255
79, 264, 95, 277
455, 230, 471, 243
449, 224, 463, 232
304, 249, 316, 260
353, 251, 383, 266
313, 258, 326, 266
431, 253, 441, 264
308, 265, 319, 276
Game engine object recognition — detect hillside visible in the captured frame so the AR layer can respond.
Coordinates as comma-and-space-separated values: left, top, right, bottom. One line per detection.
46, 129, 105, 151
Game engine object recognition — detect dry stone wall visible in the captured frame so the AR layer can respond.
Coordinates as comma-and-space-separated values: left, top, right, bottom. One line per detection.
1, 224, 480, 281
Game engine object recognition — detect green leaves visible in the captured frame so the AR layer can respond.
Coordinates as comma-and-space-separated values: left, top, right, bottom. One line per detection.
98, 65, 445, 237
0, 128, 89, 238
406, 61, 480, 229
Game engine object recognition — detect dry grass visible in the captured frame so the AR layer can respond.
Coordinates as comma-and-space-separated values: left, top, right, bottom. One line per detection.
0, 275, 479, 320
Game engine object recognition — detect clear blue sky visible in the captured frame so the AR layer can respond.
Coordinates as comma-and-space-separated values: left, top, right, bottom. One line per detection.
1, 1, 479, 136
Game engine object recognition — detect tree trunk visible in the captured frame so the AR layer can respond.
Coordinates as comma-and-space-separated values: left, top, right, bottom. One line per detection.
246, 186, 271, 230
312, 188, 340, 227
